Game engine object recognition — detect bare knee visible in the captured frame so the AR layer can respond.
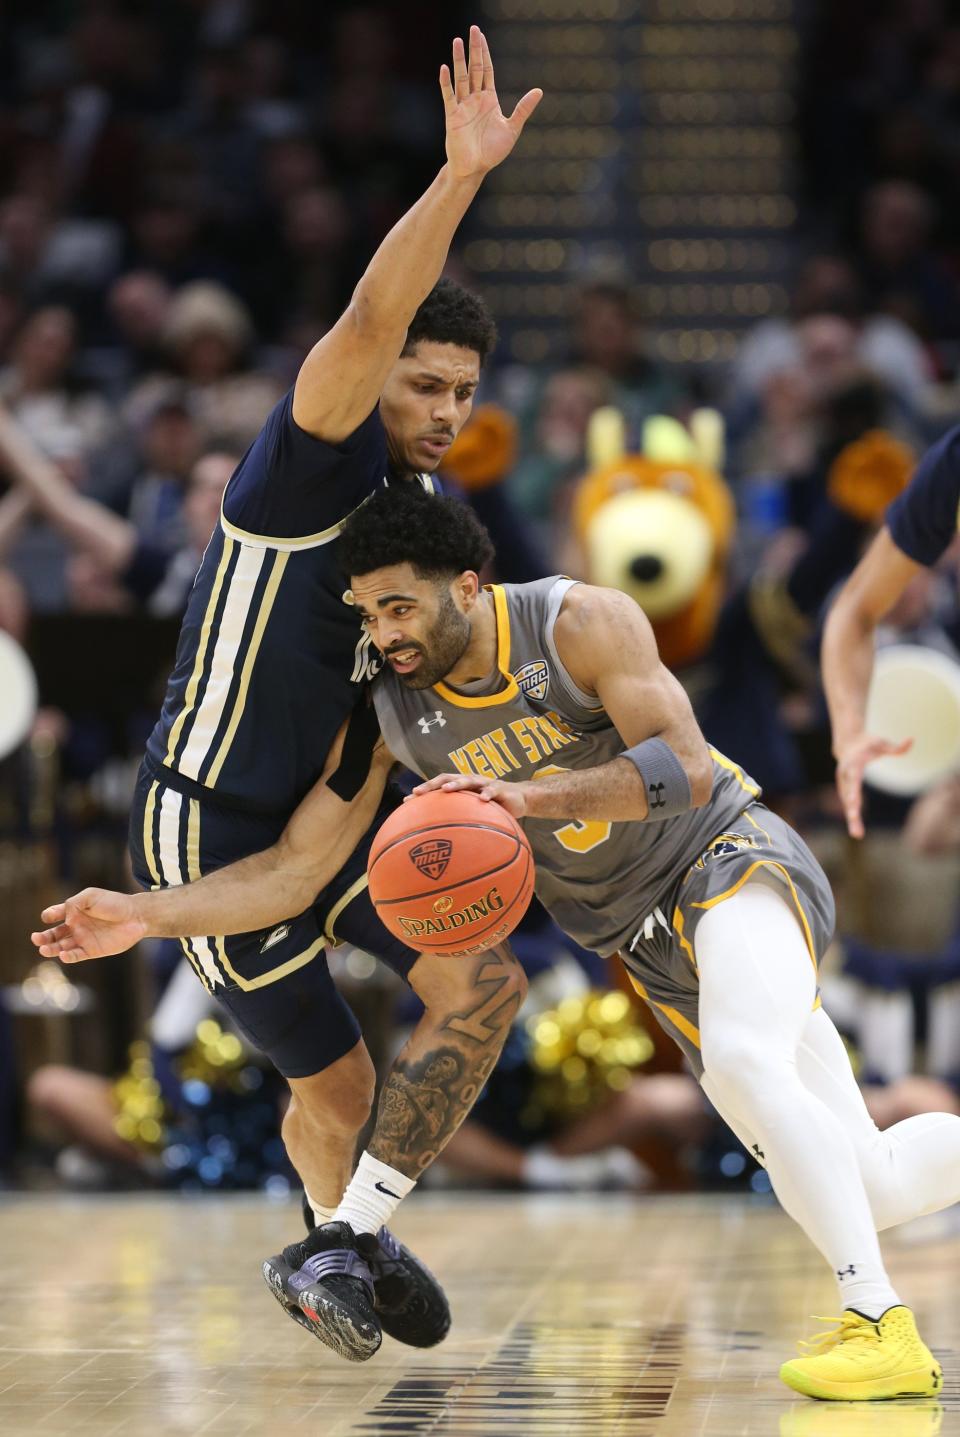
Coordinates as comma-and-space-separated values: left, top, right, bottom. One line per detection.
285, 1040, 376, 1140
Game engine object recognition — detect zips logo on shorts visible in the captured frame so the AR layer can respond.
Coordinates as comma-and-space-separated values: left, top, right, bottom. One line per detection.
693, 832, 758, 869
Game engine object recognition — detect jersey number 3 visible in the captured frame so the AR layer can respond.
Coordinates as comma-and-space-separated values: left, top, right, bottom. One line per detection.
533, 764, 612, 854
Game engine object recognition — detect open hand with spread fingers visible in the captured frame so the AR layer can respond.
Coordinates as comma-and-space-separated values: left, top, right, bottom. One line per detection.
836, 732, 913, 839
32, 888, 148, 962
441, 24, 542, 180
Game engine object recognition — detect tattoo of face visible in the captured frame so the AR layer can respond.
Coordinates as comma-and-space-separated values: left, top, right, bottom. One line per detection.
370, 1046, 499, 1175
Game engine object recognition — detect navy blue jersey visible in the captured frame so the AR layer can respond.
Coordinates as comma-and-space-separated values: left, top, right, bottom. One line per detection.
886, 423, 960, 568
144, 390, 435, 813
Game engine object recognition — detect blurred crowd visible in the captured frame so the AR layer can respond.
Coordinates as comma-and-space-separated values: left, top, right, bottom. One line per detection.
2, 0, 960, 1197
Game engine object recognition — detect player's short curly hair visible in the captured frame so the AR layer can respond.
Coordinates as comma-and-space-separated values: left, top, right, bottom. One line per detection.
402, 278, 498, 365
340, 483, 494, 581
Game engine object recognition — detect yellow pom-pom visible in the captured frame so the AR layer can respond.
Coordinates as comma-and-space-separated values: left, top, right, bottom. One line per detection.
529, 987, 654, 1117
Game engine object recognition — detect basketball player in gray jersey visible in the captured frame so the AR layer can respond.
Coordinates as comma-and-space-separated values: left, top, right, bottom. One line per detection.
33, 486, 960, 1400
372, 570, 833, 1067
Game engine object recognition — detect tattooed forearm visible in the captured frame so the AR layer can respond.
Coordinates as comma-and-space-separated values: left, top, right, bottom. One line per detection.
368, 945, 524, 1176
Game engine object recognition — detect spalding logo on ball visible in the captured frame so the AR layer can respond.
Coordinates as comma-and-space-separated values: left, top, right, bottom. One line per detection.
367, 790, 535, 956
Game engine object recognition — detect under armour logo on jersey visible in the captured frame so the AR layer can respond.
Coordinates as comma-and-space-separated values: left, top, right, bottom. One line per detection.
836, 1264, 857, 1280
649, 781, 666, 809
418, 711, 447, 733
751, 1143, 765, 1163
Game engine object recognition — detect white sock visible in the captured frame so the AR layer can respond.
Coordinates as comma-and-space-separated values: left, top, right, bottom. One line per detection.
838, 1263, 901, 1321
333, 1151, 416, 1235
304, 1189, 337, 1227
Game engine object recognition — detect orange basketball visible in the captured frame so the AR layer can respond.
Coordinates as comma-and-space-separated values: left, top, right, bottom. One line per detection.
367, 790, 535, 957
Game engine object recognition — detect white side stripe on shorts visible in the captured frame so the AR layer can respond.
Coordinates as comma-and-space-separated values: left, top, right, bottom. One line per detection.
155, 787, 225, 988
176, 544, 267, 782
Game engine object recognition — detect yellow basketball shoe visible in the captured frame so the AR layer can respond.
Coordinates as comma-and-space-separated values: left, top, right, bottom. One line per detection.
779, 1307, 943, 1401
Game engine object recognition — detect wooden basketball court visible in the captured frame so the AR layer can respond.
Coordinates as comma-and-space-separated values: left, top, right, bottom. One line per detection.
0, 1192, 955, 1435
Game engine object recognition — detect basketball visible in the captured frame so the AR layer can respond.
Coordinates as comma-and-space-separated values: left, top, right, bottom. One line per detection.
367, 790, 535, 957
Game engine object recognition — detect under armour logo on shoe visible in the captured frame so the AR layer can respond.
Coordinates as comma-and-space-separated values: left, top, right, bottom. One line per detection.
375, 1180, 400, 1199
836, 1264, 857, 1279
648, 781, 666, 809
751, 1143, 765, 1162
418, 711, 446, 733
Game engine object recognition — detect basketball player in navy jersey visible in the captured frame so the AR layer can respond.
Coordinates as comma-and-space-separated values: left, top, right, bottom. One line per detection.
45, 29, 541, 1363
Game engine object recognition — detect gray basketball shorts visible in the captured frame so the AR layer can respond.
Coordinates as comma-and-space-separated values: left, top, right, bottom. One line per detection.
618, 803, 835, 1077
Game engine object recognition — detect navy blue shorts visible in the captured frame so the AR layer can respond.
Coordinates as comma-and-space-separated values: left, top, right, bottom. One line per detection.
129, 761, 419, 1079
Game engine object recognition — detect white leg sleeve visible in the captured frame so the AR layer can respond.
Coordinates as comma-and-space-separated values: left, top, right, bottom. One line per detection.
696, 881, 898, 1315
797, 1004, 960, 1232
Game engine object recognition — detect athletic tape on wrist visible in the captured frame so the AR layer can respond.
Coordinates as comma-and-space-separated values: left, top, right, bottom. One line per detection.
621, 737, 692, 821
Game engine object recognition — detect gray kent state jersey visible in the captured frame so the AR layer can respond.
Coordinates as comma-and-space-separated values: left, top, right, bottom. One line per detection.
372, 575, 762, 959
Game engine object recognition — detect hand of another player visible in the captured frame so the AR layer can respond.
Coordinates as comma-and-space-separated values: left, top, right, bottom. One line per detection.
440, 25, 542, 180
407, 772, 530, 820
31, 888, 148, 962
835, 732, 912, 839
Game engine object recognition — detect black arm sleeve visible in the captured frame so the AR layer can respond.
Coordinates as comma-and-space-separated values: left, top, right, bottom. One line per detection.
326, 698, 384, 801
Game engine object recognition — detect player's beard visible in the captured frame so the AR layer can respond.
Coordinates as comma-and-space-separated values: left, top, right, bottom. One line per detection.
400, 590, 470, 690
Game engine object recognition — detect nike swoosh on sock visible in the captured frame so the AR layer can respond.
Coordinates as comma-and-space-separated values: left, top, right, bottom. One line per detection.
375, 1180, 400, 1198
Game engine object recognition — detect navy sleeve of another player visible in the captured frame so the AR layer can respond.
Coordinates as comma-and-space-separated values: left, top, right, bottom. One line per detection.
221, 390, 388, 541
885, 425, 960, 567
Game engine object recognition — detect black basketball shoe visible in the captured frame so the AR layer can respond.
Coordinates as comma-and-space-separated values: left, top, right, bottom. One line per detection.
301, 1193, 450, 1348
262, 1220, 381, 1362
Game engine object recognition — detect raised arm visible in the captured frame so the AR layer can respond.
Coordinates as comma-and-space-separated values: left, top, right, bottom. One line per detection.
33, 728, 395, 962
822, 526, 922, 838
0, 402, 136, 572
0, 487, 32, 560
414, 585, 714, 821
291, 26, 540, 442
